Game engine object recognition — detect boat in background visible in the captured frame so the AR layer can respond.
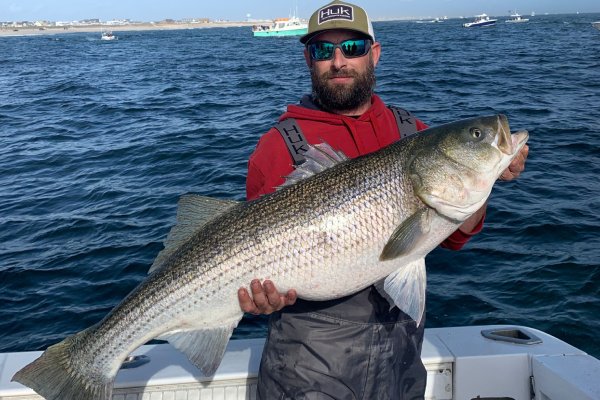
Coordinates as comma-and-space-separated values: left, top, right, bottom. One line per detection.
593, 21, 600, 31
463, 14, 497, 28
252, 16, 307, 37
101, 29, 117, 41
2, 325, 599, 399
506, 11, 530, 23
415, 17, 445, 24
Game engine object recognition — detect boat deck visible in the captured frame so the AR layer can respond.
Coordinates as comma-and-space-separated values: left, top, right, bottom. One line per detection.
1, 325, 599, 399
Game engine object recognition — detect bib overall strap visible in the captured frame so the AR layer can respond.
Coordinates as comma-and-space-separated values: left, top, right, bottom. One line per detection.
275, 118, 309, 166
389, 106, 418, 139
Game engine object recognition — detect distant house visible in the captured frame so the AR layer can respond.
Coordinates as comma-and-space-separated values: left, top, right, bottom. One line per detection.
181, 18, 210, 24
105, 19, 130, 25
34, 20, 53, 27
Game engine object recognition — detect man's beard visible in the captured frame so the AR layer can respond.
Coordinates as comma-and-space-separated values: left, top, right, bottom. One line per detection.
311, 60, 376, 114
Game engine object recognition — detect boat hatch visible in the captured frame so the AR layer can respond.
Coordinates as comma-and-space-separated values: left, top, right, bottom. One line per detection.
481, 327, 542, 345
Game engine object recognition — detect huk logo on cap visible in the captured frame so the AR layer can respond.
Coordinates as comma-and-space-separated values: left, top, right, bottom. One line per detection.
318, 4, 354, 25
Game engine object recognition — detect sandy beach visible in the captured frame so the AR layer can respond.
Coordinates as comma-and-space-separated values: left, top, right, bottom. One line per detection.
0, 21, 258, 37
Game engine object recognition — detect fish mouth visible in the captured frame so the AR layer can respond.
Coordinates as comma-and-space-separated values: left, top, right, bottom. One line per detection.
496, 114, 529, 156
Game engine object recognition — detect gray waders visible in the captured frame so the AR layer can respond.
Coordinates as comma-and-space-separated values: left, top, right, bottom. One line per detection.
257, 107, 426, 400
257, 287, 426, 400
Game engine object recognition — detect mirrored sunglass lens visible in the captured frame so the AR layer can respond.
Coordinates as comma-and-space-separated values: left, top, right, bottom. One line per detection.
309, 40, 369, 60
341, 40, 366, 57
311, 42, 334, 60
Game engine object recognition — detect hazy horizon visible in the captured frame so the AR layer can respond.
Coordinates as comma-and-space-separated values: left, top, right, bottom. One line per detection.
2, 0, 599, 23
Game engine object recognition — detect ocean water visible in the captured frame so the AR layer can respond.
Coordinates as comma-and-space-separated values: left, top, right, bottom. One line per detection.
1, 14, 599, 360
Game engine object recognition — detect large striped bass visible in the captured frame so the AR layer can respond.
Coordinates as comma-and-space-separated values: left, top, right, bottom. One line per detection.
13, 114, 528, 399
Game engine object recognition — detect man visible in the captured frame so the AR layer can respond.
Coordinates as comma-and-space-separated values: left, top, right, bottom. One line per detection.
238, 1, 529, 399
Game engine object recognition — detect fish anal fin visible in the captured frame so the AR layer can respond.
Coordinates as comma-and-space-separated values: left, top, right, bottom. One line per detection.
149, 195, 240, 274
159, 318, 240, 376
380, 208, 432, 261
383, 258, 427, 326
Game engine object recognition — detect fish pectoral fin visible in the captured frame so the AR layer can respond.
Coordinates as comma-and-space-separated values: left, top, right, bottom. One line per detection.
149, 195, 240, 274
379, 208, 432, 261
383, 258, 427, 326
158, 318, 240, 376
277, 143, 349, 189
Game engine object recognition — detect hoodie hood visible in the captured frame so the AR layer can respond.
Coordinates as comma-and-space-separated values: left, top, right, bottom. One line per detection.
281, 94, 390, 126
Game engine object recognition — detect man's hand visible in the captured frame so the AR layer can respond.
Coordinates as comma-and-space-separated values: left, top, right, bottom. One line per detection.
499, 144, 529, 181
238, 279, 297, 315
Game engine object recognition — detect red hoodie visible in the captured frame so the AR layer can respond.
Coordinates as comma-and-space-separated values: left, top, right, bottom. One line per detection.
246, 94, 482, 250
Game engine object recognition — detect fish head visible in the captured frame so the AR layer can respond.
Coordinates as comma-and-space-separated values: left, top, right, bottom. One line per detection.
410, 114, 529, 221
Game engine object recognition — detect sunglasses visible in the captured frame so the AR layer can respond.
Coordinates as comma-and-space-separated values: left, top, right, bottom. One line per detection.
308, 39, 372, 61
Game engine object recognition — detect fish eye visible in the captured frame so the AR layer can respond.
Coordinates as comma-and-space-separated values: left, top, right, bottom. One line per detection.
470, 127, 483, 139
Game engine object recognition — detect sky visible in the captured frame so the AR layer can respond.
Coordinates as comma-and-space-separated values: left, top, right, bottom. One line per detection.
1, 0, 599, 22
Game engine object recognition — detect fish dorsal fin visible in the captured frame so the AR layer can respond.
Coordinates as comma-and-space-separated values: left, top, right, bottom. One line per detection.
278, 143, 349, 189
380, 208, 433, 261
158, 317, 240, 376
149, 195, 240, 274
382, 258, 427, 326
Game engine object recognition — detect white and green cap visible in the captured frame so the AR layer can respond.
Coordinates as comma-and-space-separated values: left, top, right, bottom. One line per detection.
300, 0, 375, 44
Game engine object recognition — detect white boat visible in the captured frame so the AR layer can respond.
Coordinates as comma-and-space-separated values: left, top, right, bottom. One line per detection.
252, 16, 307, 37
463, 14, 497, 28
593, 21, 600, 31
415, 17, 444, 24
1, 325, 599, 399
506, 12, 530, 23
101, 30, 117, 41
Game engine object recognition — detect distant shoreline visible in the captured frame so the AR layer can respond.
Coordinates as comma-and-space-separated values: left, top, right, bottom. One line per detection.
0, 22, 258, 37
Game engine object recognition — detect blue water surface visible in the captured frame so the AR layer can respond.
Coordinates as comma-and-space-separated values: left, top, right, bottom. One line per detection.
0, 14, 599, 358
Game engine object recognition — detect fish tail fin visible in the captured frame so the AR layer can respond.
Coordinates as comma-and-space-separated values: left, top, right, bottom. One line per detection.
12, 330, 113, 400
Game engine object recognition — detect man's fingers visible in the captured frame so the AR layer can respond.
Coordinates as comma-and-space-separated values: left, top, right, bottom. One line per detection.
237, 287, 259, 314
250, 279, 271, 313
264, 280, 282, 309
285, 289, 298, 306
238, 280, 297, 315
500, 145, 528, 181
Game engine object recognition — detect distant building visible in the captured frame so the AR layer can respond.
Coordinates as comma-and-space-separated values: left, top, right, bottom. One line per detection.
181, 18, 210, 23
105, 19, 130, 25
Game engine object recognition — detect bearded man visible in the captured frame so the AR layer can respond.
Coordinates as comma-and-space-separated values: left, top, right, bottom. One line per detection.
238, 1, 526, 399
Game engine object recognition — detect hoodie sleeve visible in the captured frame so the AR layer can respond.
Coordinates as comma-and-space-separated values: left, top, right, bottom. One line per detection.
246, 128, 295, 201
246, 158, 267, 201
440, 213, 485, 250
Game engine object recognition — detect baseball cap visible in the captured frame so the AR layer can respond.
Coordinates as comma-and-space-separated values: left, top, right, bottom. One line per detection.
300, 0, 375, 44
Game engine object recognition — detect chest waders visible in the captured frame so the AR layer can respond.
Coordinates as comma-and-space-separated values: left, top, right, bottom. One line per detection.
275, 106, 418, 166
